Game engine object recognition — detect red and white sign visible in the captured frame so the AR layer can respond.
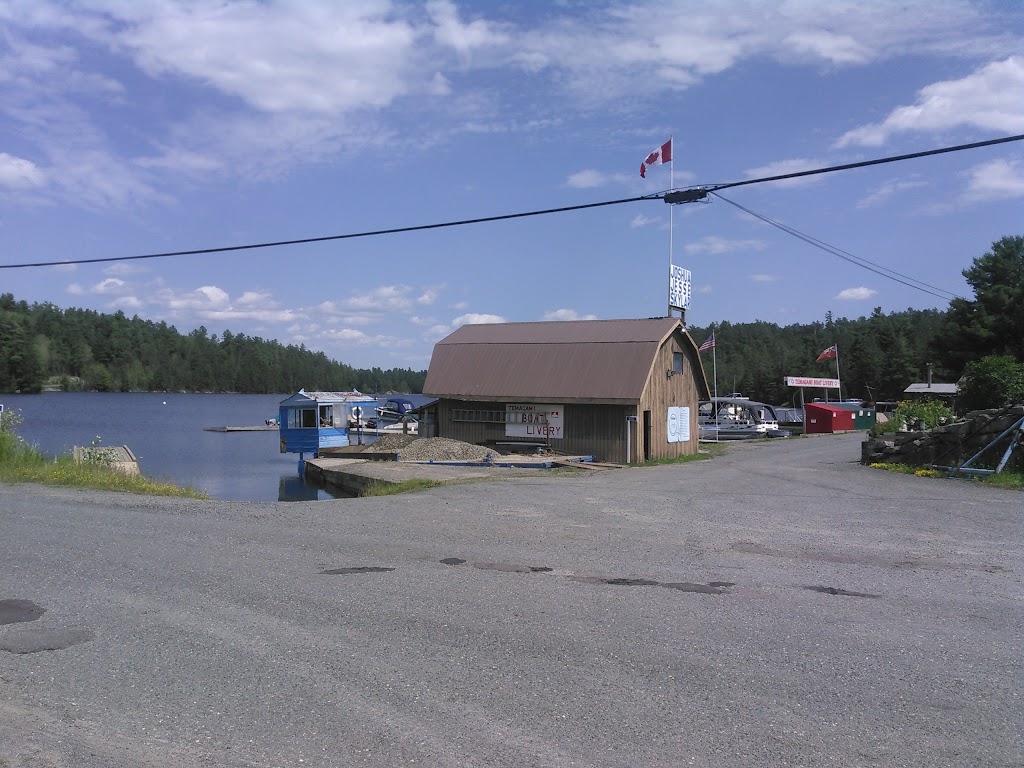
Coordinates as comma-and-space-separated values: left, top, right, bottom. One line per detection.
785, 376, 840, 389
506, 403, 563, 439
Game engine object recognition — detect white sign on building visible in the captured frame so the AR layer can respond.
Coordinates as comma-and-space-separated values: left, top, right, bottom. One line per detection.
785, 376, 840, 389
667, 406, 690, 443
506, 403, 564, 439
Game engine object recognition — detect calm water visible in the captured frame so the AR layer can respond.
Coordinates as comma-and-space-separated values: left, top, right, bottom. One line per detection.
1, 392, 427, 502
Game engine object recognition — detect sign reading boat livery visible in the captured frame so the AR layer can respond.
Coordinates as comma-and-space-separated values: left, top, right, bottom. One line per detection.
506, 404, 563, 439
785, 377, 840, 389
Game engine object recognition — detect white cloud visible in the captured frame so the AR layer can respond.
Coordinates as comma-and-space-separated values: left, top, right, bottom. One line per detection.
566, 169, 608, 189
744, 158, 826, 188
836, 56, 1024, 148
960, 157, 1024, 203
834, 286, 878, 300
749, 274, 780, 283
92, 278, 126, 294
856, 177, 928, 208
454, 313, 505, 325
685, 236, 766, 255
697, 284, 712, 294
0, 153, 46, 189
542, 308, 597, 321
630, 213, 655, 228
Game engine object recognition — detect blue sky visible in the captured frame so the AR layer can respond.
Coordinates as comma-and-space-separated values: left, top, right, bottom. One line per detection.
1, 1, 1022, 370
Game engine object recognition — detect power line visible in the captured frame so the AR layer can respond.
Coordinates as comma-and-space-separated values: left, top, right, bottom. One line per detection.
702, 133, 1024, 192
0, 195, 653, 270
709, 191, 962, 301
2, 133, 1021, 271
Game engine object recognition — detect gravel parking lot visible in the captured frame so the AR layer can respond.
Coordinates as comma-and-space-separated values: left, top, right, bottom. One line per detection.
1, 433, 1020, 767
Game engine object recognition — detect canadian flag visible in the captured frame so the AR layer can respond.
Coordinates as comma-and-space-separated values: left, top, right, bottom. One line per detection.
640, 139, 672, 178
816, 344, 838, 362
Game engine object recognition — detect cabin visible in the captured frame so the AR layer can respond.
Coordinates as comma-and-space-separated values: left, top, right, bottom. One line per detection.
278, 390, 379, 457
831, 401, 876, 429
421, 318, 710, 464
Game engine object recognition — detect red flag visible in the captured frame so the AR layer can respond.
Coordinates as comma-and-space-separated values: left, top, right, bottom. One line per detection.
640, 139, 673, 178
816, 344, 837, 362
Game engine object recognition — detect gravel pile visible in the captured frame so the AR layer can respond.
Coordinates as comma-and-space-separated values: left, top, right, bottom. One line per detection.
364, 435, 497, 462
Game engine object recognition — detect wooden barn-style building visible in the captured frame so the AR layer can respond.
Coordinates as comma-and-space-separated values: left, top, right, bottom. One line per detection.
421, 318, 710, 464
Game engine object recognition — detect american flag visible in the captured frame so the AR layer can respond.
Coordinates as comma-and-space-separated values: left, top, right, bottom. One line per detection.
698, 333, 715, 352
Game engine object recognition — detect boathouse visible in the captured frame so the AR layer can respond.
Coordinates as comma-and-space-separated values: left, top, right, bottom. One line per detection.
278, 390, 378, 457
421, 318, 710, 464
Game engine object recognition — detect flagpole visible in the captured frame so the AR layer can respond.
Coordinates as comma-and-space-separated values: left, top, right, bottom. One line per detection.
713, 333, 719, 441
835, 345, 842, 401
668, 133, 674, 318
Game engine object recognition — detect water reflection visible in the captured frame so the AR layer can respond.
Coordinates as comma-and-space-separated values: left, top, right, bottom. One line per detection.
277, 472, 353, 501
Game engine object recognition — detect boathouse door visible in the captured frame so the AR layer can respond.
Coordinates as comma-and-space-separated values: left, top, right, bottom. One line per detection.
643, 410, 652, 462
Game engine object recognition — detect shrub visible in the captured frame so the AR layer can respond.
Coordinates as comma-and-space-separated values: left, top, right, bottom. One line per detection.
957, 355, 1024, 412
871, 399, 956, 435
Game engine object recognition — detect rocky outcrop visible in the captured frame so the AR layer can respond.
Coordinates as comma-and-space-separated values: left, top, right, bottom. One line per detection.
861, 405, 1024, 471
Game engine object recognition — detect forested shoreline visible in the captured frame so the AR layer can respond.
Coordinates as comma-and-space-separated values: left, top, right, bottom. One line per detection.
1, 236, 1020, 404
0, 295, 425, 395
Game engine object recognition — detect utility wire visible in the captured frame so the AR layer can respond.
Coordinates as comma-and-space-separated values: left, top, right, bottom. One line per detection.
702, 133, 1024, 191
1, 133, 1021, 270
0, 196, 653, 270
709, 191, 963, 301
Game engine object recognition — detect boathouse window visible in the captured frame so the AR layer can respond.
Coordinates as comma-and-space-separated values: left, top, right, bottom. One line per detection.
673, 352, 684, 374
286, 409, 322, 429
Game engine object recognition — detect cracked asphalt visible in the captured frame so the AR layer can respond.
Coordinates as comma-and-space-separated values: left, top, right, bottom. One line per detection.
1, 433, 1020, 767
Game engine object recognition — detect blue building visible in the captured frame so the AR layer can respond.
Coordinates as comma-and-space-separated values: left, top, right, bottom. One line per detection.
278, 390, 378, 457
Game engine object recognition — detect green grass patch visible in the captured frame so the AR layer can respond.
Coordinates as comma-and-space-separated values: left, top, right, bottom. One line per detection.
361, 478, 446, 497
639, 443, 726, 466
867, 461, 1023, 489
0, 411, 207, 498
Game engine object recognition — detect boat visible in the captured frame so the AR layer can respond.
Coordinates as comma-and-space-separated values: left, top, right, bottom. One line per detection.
698, 397, 789, 440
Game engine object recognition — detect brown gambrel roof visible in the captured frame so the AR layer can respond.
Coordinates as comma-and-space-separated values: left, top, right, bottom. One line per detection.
424, 317, 704, 403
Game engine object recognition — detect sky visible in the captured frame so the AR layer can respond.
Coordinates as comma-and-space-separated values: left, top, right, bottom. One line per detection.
1, 0, 1023, 371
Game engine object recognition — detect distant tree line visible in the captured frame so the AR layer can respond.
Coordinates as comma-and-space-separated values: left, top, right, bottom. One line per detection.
2, 236, 1020, 405
0, 294, 425, 395
688, 235, 1023, 406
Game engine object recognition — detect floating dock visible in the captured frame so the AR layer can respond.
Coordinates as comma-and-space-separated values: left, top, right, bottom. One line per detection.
203, 425, 279, 432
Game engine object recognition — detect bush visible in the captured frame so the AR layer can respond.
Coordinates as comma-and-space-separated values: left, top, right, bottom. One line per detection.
871, 400, 956, 435
957, 355, 1024, 412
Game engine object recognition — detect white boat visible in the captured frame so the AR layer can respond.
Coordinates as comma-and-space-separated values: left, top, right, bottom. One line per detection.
698, 397, 787, 440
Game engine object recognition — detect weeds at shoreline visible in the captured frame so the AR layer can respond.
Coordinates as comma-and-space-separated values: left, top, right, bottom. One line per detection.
0, 408, 207, 498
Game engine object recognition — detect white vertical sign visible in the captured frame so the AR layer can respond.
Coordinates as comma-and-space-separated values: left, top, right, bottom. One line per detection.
669, 264, 691, 310
667, 406, 690, 443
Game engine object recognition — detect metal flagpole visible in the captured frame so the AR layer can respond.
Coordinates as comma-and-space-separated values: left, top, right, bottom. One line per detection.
713, 333, 719, 441
667, 134, 674, 317
834, 345, 842, 401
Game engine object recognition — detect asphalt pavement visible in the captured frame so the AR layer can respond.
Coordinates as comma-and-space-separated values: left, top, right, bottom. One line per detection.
0, 433, 1021, 767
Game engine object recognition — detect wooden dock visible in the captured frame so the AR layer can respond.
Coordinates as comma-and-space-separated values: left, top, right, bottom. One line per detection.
203, 425, 279, 432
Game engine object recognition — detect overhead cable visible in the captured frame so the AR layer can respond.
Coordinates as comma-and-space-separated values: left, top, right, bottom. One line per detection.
709, 191, 963, 301
1, 133, 1021, 270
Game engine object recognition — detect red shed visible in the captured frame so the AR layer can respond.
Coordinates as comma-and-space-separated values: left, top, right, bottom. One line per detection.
804, 402, 855, 434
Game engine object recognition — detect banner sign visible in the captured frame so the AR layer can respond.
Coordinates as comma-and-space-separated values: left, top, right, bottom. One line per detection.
506, 404, 563, 439
785, 376, 840, 388
667, 406, 690, 443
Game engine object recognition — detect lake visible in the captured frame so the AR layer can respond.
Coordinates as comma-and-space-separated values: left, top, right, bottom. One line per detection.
0, 392, 430, 502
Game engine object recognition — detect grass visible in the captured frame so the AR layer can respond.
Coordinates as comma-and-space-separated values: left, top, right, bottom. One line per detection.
867, 462, 1023, 490
635, 442, 727, 466
362, 478, 445, 496
0, 413, 208, 499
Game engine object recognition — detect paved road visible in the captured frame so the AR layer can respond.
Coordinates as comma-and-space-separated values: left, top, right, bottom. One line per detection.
1, 434, 1020, 767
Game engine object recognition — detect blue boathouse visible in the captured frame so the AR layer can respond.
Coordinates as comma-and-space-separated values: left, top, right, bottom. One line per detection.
278, 390, 378, 457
